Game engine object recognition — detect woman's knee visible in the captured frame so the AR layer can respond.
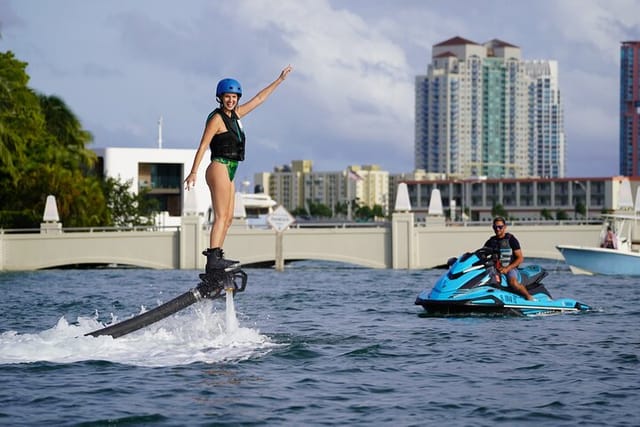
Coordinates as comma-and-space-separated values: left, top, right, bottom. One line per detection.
224, 217, 234, 229
212, 212, 234, 228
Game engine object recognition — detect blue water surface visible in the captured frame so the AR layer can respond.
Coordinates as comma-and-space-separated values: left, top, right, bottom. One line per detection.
0, 260, 638, 426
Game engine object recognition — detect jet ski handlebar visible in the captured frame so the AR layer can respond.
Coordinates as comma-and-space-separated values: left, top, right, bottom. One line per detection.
476, 246, 500, 266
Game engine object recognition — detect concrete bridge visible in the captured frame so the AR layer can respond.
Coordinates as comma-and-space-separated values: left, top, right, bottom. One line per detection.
0, 213, 602, 271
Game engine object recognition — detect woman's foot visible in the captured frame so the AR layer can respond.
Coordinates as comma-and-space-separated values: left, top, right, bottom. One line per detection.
204, 248, 240, 271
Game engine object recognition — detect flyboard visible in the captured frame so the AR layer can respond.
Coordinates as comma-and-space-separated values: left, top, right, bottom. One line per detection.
86, 267, 247, 339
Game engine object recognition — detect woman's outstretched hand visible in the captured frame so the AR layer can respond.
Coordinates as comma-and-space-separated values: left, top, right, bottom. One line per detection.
279, 65, 293, 81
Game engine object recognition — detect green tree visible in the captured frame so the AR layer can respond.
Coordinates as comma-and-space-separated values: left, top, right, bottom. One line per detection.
334, 201, 348, 217
575, 201, 586, 218
0, 50, 165, 229
0, 50, 133, 228
307, 201, 332, 218
38, 94, 95, 170
0, 83, 110, 227
540, 208, 553, 220
291, 207, 309, 217
354, 204, 385, 221
24, 94, 110, 227
102, 177, 159, 227
0, 51, 43, 185
371, 204, 385, 219
491, 203, 508, 219
556, 210, 569, 221
354, 205, 372, 220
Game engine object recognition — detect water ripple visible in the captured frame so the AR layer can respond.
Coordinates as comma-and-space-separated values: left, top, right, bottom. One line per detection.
0, 265, 639, 425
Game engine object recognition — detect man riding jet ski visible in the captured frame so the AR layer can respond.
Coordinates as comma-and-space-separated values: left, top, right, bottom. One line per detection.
415, 247, 590, 316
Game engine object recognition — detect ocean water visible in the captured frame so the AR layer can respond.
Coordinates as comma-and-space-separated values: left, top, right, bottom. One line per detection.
0, 260, 638, 426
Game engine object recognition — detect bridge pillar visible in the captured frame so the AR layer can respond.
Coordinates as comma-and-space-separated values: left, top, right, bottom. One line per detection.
40, 222, 62, 234
180, 214, 206, 269
392, 212, 415, 269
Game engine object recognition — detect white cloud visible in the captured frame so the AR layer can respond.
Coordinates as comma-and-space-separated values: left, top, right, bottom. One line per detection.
3, 0, 637, 177
552, 0, 640, 67
229, 0, 415, 149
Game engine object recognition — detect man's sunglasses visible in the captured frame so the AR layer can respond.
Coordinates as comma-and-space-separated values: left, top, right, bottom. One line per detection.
493, 224, 505, 230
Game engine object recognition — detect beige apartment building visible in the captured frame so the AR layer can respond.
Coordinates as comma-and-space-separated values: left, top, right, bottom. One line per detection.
256, 160, 638, 222
254, 161, 390, 216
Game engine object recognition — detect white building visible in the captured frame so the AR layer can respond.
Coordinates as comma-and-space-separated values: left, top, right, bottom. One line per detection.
93, 147, 276, 227
94, 147, 209, 219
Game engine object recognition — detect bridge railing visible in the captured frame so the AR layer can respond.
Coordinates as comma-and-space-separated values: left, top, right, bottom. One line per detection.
1, 217, 601, 234
291, 221, 389, 229
416, 219, 603, 227
0, 225, 181, 234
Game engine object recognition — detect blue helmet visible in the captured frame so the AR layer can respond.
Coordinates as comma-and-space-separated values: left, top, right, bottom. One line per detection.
216, 78, 242, 99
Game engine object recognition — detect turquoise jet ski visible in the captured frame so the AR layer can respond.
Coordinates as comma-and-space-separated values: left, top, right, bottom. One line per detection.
415, 247, 590, 316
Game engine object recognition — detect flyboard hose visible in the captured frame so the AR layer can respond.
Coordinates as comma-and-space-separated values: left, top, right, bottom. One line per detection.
86, 269, 247, 339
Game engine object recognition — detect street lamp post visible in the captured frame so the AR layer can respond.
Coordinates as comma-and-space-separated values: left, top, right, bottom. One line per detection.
451, 180, 466, 224
574, 181, 589, 222
462, 176, 486, 223
461, 180, 466, 224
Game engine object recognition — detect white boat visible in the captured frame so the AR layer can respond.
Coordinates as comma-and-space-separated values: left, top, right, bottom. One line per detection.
557, 180, 640, 275
557, 212, 640, 275
234, 192, 278, 228
240, 193, 277, 216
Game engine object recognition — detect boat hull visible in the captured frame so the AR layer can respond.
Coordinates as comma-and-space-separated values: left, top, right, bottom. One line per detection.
556, 244, 640, 276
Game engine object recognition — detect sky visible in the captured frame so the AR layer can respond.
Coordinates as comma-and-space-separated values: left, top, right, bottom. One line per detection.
1, 0, 639, 185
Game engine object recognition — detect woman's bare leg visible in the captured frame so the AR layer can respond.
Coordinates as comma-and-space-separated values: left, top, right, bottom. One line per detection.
206, 162, 234, 248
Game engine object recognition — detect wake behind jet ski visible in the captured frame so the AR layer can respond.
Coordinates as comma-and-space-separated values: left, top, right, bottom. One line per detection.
415, 247, 590, 316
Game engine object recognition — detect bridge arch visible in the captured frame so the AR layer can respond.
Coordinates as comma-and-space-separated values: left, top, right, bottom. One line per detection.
1, 217, 600, 271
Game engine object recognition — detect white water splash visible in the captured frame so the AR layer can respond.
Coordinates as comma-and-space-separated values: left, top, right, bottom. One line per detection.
225, 289, 239, 333
0, 300, 276, 367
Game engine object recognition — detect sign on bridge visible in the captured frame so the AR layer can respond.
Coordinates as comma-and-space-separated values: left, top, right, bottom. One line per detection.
267, 205, 295, 233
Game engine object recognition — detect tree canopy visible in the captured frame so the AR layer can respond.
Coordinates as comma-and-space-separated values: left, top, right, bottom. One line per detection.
0, 50, 155, 228
0, 51, 41, 185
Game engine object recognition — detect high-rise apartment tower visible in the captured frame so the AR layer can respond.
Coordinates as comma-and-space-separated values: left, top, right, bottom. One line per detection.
620, 41, 640, 176
415, 36, 565, 179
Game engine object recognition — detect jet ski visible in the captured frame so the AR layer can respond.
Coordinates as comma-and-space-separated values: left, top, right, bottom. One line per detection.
415, 247, 590, 316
